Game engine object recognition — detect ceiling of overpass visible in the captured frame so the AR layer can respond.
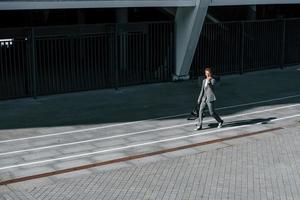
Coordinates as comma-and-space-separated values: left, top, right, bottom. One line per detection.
210, 0, 300, 6
0, 0, 195, 10
0, 0, 300, 10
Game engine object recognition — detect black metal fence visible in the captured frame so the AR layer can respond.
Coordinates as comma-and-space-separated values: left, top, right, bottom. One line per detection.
0, 22, 174, 100
1, 18, 300, 100
190, 18, 300, 77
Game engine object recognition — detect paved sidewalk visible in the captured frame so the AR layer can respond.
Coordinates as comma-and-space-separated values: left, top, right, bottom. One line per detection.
1, 123, 300, 200
0, 66, 300, 199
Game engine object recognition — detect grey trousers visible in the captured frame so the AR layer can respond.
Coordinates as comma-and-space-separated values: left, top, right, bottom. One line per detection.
198, 100, 222, 127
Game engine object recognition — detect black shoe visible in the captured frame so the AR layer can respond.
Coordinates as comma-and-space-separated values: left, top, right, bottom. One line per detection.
194, 126, 202, 131
187, 116, 197, 120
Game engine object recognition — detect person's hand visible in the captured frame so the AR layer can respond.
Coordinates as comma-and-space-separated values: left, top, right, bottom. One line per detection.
207, 76, 212, 81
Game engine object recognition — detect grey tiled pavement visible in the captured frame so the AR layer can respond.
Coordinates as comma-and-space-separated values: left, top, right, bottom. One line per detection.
1, 124, 300, 200
0, 66, 300, 199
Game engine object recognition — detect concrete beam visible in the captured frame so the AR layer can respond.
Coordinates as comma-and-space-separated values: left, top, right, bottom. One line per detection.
210, 0, 300, 6
161, 7, 177, 17
174, 0, 209, 80
0, 0, 196, 10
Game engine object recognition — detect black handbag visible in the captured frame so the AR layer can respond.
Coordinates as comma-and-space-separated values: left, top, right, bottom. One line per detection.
187, 102, 200, 120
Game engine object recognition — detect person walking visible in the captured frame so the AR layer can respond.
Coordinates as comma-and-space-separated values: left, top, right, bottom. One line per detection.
195, 67, 224, 131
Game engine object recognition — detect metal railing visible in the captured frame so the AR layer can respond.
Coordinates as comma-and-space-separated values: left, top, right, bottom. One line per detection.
1, 18, 300, 100
0, 22, 174, 100
190, 18, 300, 78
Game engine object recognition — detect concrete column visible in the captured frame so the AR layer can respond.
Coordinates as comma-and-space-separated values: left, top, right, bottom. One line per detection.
174, 0, 209, 80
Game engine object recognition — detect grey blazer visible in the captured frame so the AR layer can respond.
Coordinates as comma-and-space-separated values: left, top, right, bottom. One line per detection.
197, 78, 217, 103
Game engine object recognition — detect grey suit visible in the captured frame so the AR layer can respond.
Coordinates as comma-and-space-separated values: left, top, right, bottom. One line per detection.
197, 78, 222, 127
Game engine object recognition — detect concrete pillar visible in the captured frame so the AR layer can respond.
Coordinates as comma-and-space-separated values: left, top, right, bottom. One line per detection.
174, 0, 209, 80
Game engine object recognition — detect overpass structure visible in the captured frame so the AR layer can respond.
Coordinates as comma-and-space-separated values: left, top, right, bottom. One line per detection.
1, 0, 300, 80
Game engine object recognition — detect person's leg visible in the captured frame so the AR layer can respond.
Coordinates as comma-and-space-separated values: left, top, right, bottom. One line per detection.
197, 101, 206, 128
207, 101, 223, 123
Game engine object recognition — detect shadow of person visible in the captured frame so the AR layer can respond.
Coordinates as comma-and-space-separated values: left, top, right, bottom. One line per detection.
208, 117, 277, 128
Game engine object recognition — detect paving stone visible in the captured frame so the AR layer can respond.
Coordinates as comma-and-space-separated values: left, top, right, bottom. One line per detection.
1, 128, 299, 200
1, 66, 300, 199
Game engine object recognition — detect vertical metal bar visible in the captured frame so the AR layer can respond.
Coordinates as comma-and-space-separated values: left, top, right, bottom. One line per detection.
86, 36, 89, 89
131, 33, 134, 84
56, 39, 61, 93
95, 35, 99, 87
100, 35, 105, 87
168, 23, 172, 78
2, 40, 8, 98
81, 37, 86, 90
135, 33, 139, 83
12, 41, 18, 97
24, 34, 31, 97
105, 34, 109, 87
54, 38, 59, 93
235, 23, 240, 73
115, 24, 119, 89
218, 23, 223, 74
62, 38, 67, 91
160, 24, 168, 81
207, 24, 212, 71
146, 24, 150, 81
70, 36, 76, 90
78, 37, 83, 90
92, 36, 97, 88
49, 39, 54, 93
143, 33, 147, 82
123, 32, 126, 86
15, 40, 21, 96
126, 32, 130, 85
35, 39, 40, 95
59, 38, 63, 91
240, 22, 245, 75
0, 44, 3, 99
281, 19, 286, 69
88, 36, 93, 89
46, 39, 51, 94
158, 24, 162, 81
137, 33, 140, 82
256, 22, 259, 70
22, 40, 28, 97
139, 33, 143, 82
154, 23, 157, 81
53, 38, 58, 93
159, 24, 163, 80
132, 33, 135, 84
55, 38, 60, 93
149, 24, 153, 81
8, 37, 14, 97
120, 32, 123, 86
31, 28, 37, 99
212, 24, 216, 71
